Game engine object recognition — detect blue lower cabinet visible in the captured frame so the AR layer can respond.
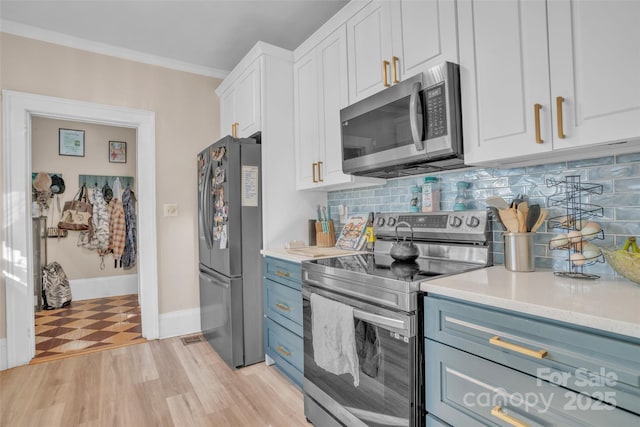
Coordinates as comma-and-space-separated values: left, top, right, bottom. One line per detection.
264, 317, 303, 387
425, 339, 639, 426
264, 278, 303, 335
263, 256, 304, 388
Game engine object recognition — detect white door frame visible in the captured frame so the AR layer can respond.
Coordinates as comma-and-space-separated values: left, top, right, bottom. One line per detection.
2, 90, 159, 369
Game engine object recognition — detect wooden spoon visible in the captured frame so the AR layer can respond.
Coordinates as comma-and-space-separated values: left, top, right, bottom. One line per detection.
498, 208, 520, 233
516, 202, 529, 232
531, 208, 548, 232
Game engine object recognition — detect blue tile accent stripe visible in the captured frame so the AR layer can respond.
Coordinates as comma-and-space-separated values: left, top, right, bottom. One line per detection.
328, 152, 640, 279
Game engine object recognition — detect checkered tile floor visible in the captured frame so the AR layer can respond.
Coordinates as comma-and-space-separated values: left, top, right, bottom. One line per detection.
33, 294, 144, 363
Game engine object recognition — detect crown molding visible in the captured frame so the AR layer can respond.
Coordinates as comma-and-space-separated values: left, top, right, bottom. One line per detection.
0, 19, 229, 79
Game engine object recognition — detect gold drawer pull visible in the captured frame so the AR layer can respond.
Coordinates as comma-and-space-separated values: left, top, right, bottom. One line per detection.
534, 103, 543, 144
489, 336, 547, 359
317, 161, 324, 182
275, 303, 291, 312
274, 270, 290, 278
276, 345, 291, 357
312, 162, 318, 183
556, 96, 566, 139
491, 406, 529, 427
392, 56, 400, 84
383, 60, 390, 87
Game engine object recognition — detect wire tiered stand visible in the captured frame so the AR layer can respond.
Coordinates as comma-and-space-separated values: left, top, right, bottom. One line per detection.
546, 175, 605, 279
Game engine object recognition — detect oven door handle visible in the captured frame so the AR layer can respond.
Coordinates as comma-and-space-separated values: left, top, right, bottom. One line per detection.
353, 309, 408, 331
303, 288, 411, 335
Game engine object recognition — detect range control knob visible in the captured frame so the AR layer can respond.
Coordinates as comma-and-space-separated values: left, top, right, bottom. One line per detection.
450, 216, 463, 228
466, 216, 481, 228
387, 217, 397, 227
377, 217, 386, 227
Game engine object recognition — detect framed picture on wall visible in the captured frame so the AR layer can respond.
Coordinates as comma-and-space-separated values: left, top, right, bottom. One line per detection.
109, 141, 127, 163
59, 128, 85, 157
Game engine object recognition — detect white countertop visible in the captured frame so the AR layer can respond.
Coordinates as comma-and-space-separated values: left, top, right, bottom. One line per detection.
261, 247, 363, 263
421, 265, 640, 340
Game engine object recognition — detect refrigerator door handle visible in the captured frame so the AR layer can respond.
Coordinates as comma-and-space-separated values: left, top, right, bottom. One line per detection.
200, 159, 214, 249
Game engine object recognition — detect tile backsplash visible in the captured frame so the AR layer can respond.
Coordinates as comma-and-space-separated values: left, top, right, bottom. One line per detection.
328, 152, 640, 278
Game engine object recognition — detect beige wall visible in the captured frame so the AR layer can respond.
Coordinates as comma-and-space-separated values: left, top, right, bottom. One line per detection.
32, 117, 138, 279
1, 33, 222, 338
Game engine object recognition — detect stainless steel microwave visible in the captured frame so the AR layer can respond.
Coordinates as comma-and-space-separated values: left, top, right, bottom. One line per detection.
341, 62, 464, 178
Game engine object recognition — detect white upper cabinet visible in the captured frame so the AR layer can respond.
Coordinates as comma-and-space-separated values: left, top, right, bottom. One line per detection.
218, 59, 261, 139
390, 0, 459, 81
347, 0, 459, 104
459, 0, 552, 164
461, 0, 640, 166
547, 0, 640, 151
294, 26, 385, 190
293, 50, 320, 188
346, 1, 394, 103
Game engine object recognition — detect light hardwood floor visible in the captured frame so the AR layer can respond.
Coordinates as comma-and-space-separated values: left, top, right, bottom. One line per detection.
1, 337, 310, 426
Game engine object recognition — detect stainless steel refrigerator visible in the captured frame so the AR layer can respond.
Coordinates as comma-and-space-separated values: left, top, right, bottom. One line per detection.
198, 135, 263, 368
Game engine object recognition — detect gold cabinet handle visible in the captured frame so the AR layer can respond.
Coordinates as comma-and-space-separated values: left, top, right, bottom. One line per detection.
276, 345, 291, 357
382, 60, 390, 87
489, 336, 547, 359
275, 302, 291, 312
317, 161, 324, 182
534, 104, 543, 144
231, 122, 238, 138
392, 56, 400, 84
312, 162, 318, 183
274, 270, 290, 278
491, 406, 529, 427
556, 96, 566, 139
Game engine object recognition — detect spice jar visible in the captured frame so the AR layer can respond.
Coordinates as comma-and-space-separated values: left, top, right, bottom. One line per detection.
409, 186, 421, 212
454, 181, 470, 211
421, 177, 440, 212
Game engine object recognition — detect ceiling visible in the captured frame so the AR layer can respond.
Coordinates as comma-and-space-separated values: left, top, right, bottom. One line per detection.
0, 0, 349, 77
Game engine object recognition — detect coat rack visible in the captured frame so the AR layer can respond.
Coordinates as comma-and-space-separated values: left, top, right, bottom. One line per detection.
79, 174, 134, 189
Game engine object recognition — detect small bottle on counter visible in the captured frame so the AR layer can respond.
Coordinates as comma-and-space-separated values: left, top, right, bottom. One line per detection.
409, 186, 421, 212
421, 176, 440, 212
365, 212, 376, 252
454, 181, 470, 211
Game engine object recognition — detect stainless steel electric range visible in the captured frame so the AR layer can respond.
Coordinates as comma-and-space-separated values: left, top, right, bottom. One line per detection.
302, 210, 492, 427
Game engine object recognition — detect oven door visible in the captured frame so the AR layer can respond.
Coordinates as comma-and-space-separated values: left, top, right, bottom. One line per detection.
302, 285, 422, 427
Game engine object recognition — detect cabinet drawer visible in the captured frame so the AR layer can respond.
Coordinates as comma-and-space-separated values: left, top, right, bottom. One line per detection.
264, 317, 303, 387
264, 278, 303, 335
425, 296, 640, 413
264, 257, 301, 290
426, 339, 640, 427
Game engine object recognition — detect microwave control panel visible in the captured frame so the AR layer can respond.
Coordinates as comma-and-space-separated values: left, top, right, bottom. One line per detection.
425, 82, 447, 140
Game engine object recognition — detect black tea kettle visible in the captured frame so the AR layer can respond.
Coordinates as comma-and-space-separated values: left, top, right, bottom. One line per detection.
390, 221, 420, 262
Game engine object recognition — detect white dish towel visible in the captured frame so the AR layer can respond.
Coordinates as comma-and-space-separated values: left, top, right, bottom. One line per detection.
310, 293, 360, 386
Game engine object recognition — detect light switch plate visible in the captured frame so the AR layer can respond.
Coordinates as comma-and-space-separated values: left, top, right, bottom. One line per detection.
163, 204, 178, 217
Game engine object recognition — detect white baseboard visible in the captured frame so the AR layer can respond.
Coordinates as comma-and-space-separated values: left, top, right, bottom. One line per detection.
159, 307, 202, 339
70, 274, 138, 301
0, 338, 7, 371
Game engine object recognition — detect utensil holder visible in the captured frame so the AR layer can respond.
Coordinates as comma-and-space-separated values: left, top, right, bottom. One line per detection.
504, 232, 535, 272
315, 220, 336, 247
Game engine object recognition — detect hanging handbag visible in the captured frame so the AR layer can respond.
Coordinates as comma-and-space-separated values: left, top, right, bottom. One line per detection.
58, 184, 93, 231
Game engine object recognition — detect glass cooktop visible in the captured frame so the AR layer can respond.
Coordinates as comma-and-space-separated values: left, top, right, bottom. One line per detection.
308, 253, 480, 284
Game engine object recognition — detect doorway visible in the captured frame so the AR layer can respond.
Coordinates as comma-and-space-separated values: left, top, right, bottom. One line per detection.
31, 117, 142, 362
2, 90, 159, 369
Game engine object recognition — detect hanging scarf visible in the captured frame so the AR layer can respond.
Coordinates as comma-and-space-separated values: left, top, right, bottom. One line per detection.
121, 187, 137, 269
78, 186, 109, 253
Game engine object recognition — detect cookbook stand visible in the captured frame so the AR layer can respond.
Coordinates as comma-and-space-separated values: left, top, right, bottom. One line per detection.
546, 175, 604, 279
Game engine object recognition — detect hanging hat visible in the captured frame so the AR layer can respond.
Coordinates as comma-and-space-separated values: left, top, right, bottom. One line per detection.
50, 174, 65, 194
102, 182, 113, 203
33, 172, 52, 192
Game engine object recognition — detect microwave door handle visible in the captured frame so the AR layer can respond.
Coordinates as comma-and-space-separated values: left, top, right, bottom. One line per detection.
409, 81, 424, 151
